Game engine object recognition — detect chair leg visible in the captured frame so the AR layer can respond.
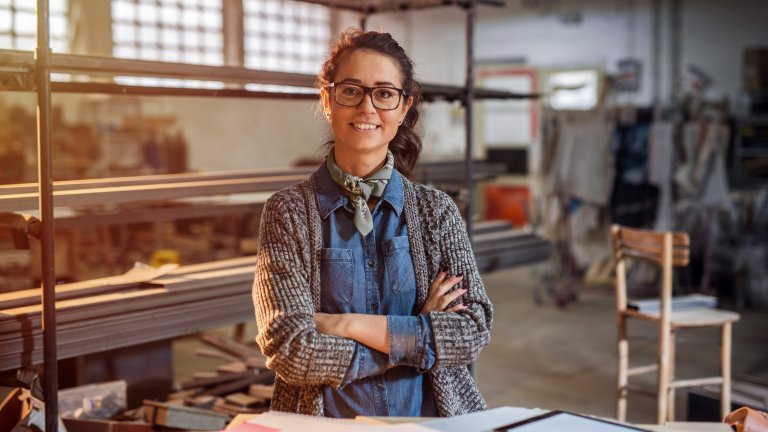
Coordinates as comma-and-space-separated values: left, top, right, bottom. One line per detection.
667, 330, 676, 422
617, 315, 629, 422
657, 325, 671, 424
721, 322, 732, 420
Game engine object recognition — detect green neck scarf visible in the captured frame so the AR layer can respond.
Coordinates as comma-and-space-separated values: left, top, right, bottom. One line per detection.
326, 147, 394, 236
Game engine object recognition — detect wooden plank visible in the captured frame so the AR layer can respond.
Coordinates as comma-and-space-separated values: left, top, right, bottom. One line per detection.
181, 371, 253, 391
0, 175, 306, 212
143, 400, 229, 431
198, 332, 264, 362
248, 384, 274, 400
0, 295, 254, 370
0, 167, 315, 196
202, 370, 275, 397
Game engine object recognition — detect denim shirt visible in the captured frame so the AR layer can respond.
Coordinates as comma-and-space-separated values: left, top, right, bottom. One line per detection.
315, 165, 438, 418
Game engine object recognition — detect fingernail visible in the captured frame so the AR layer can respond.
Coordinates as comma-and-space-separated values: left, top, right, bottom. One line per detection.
462, 302, 469, 307
456, 273, 464, 278
461, 288, 468, 291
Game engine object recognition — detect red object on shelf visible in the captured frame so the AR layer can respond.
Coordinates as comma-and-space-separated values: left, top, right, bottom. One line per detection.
485, 184, 530, 227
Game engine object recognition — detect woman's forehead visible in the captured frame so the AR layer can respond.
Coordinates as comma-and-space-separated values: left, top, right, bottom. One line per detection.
334, 49, 403, 86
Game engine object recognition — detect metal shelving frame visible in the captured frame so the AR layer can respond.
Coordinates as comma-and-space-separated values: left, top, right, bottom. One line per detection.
2, 1, 537, 428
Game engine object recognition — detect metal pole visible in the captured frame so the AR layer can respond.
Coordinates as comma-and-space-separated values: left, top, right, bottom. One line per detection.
670, 0, 681, 106
35, 0, 60, 430
464, 1, 476, 237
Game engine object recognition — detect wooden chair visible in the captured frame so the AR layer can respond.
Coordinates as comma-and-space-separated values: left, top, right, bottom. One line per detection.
610, 224, 740, 424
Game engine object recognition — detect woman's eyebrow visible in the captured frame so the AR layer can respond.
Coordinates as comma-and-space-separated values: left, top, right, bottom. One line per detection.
337, 78, 398, 87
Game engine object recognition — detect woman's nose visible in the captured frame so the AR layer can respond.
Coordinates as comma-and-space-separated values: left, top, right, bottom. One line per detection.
357, 92, 377, 113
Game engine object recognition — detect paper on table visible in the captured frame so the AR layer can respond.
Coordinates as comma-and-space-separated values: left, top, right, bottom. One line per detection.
419, 406, 545, 432
497, 412, 647, 431
246, 411, 434, 432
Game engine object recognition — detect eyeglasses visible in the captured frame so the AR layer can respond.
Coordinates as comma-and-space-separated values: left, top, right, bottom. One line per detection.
324, 82, 406, 111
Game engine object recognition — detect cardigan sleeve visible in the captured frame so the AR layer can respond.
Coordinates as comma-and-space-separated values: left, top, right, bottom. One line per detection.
426, 193, 494, 368
252, 191, 356, 388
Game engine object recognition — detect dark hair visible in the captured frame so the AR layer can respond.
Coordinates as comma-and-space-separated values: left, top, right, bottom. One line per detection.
318, 28, 422, 178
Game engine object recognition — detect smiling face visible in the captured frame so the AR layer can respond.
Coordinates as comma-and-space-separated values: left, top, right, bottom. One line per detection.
322, 49, 413, 167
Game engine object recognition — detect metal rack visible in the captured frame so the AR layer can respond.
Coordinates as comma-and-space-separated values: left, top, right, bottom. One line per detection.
1, 1, 538, 428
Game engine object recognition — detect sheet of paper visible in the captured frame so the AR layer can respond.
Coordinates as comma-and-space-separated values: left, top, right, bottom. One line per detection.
497, 412, 647, 431
246, 411, 434, 432
419, 406, 545, 432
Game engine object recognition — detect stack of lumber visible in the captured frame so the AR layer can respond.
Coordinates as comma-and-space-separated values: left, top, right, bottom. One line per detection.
0, 256, 258, 372
472, 220, 551, 273
0, 166, 314, 212
0, 221, 548, 372
172, 332, 275, 416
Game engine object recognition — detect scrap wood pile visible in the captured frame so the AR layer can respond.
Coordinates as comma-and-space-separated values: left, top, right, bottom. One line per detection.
1, 332, 276, 431
0, 256, 258, 372
168, 331, 275, 418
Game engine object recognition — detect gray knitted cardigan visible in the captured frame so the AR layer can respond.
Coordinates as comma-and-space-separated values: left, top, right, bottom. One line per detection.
252, 169, 494, 416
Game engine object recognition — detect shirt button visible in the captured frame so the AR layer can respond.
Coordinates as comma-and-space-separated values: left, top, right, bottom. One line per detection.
371, 303, 378, 310
367, 260, 375, 267
377, 383, 384, 390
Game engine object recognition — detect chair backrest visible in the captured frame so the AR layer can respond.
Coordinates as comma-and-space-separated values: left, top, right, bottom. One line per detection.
610, 224, 690, 315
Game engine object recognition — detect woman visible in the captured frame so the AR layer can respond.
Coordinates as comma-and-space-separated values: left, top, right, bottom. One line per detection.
252, 29, 493, 418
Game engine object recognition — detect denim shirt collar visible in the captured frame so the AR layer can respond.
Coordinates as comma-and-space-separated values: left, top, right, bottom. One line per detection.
313, 163, 404, 219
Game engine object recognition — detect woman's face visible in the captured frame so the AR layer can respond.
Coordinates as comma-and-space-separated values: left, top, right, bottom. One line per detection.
322, 49, 413, 159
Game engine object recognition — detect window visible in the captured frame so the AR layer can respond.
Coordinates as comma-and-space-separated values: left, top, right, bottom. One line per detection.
111, 0, 224, 88
243, 0, 330, 75
0, 0, 68, 52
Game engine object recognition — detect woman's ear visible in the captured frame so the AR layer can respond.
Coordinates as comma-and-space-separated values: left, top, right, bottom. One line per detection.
321, 88, 332, 120
402, 96, 414, 117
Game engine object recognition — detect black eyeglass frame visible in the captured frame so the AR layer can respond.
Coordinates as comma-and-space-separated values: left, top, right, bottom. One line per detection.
323, 82, 408, 111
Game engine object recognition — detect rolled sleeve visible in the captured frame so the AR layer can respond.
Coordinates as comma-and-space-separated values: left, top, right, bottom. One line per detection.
340, 342, 390, 387
387, 315, 436, 371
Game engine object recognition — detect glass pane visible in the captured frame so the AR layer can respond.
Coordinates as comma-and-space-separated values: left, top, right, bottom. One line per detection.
16, 36, 34, 50
183, 30, 200, 48
50, 0, 67, 14
0, 0, 10, 7
139, 27, 157, 44
12, 0, 34, 11
182, 8, 199, 27
201, 0, 219, 10
162, 28, 179, 46
182, 50, 201, 64
113, 23, 135, 43
159, 5, 179, 26
141, 46, 159, 60
114, 45, 136, 58
138, 3, 157, 24
51, 38, 67, 52
0, 9, 10, 31
203, 33, 220, 49
265, 1, 278, 14
202, 10, 220, 29
243, 0, 256, 13
204, 51, 220, 65
49, 15, 66, 37
0, 35, 12, 49
113, 1, 136, 22
162, 49, 180, 62
14, 11, 35, 34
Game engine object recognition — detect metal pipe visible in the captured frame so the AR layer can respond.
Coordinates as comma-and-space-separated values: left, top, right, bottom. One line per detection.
35, 1, 59, 430
464, 0, 476, 236
652, 0, 661, 113
671, 0, 681, 105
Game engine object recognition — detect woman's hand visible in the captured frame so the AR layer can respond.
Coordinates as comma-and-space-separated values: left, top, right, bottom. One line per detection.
421, 271, 467, 314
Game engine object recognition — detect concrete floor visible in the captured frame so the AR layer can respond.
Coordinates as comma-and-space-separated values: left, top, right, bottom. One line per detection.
173, 266, 768, 424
